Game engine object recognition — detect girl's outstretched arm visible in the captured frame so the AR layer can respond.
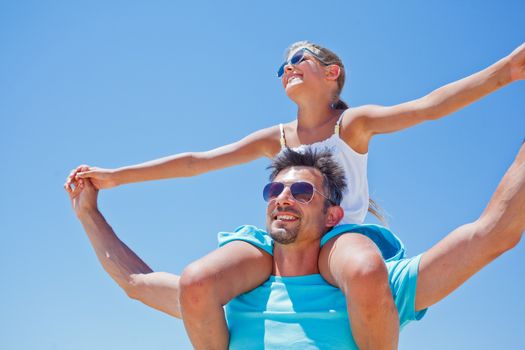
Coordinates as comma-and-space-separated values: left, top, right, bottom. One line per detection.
68, 125, 281, 190
343, 43, 524, 148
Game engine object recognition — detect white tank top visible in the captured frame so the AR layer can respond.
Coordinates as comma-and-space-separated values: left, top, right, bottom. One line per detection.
279, 113, 369, 225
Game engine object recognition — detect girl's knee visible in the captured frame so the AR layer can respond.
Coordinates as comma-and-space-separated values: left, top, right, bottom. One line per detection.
180, 246, 273, 308
340, 250, 392, 306
179, 261, 219, 307
320, 234, 389, 288
329, 236, 387, 284
342, 249, 388, 285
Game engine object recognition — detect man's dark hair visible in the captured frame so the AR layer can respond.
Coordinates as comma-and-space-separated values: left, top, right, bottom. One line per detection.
268, 147, 347, 207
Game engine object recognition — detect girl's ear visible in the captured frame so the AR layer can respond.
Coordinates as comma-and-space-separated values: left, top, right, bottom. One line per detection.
325, 65, 341, 81
325, 205, 344, 227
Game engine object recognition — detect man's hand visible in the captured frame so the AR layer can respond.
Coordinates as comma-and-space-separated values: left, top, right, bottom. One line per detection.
65, 165, 99, 216
509, 42, 525, 82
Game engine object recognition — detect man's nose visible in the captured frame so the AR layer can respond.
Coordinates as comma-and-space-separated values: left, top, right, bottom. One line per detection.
274, 186, 294, 206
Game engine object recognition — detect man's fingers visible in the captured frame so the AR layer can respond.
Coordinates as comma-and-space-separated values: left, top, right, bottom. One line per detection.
71, 182, 81, 197
65, 172, 77, 192
66, 177, 94, 203
64, 182, 74, 193
66, 179, 82, 199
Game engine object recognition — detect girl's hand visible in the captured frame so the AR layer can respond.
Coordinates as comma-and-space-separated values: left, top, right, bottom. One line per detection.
509, 43, 525, 82
75, 166, 120, 190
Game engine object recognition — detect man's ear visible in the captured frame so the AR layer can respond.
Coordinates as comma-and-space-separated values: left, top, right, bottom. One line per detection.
325, 65, 341, 81
325, 205, 344, 227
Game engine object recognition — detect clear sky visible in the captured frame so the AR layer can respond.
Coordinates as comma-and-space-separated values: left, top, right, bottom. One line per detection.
1, 1, 524, 349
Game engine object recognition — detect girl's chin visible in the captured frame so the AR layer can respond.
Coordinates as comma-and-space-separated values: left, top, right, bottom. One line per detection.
285, 84, 305, 99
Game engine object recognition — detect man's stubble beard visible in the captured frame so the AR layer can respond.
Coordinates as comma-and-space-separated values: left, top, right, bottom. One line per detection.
269, 225, 299, 245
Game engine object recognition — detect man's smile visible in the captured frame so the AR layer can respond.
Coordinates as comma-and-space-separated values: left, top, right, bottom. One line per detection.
271, 208, 301, 223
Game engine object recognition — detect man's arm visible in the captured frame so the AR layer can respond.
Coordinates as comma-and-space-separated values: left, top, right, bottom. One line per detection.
67, 171, 181, 318
415, 141, 525, 311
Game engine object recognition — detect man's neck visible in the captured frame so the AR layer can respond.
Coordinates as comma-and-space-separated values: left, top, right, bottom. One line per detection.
272, 240, 321, 276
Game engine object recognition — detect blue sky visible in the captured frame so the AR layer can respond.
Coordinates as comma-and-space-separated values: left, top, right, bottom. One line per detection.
1, 1, 524, 349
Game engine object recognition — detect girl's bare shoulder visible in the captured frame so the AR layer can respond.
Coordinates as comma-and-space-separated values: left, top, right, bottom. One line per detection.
338, 107, 374, 153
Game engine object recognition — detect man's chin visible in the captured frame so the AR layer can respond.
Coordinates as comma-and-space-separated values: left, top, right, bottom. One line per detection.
268, 226, 298, 245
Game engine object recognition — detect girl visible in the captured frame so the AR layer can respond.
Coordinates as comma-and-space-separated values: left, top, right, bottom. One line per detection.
66, 41, 525, 350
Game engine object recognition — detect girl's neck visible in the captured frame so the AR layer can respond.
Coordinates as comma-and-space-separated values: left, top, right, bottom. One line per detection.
296, 102, 340, 132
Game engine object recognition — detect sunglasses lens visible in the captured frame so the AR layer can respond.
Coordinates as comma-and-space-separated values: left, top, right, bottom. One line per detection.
277, 49, 305, 78
263, 182, 285, 201
263, 181, 315, 203
290, 182, 314, 203
290, 50, 305, 65
277, 64, 285, 78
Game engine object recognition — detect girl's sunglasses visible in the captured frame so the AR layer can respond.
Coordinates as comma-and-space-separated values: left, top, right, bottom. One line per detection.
277, 48, 325, 78
263, 181, 333, 204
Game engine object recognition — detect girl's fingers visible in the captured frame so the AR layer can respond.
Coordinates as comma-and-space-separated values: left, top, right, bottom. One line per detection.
76, 166, 93, 179
76, 171, 91, 178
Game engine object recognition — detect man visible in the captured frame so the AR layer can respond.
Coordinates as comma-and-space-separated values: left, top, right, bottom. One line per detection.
66, 144, 525, 349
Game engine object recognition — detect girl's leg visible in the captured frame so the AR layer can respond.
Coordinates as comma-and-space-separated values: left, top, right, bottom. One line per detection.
179, 241, 272, 350
319, 233, 399, 350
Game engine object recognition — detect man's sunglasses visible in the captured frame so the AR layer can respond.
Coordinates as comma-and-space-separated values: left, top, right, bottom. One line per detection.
277, 48, 326, 78
263, 181, 333, 204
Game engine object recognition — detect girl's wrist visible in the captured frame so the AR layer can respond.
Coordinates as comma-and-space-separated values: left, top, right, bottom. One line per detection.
508, 58, 523, 83
112, 168, 126, 186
